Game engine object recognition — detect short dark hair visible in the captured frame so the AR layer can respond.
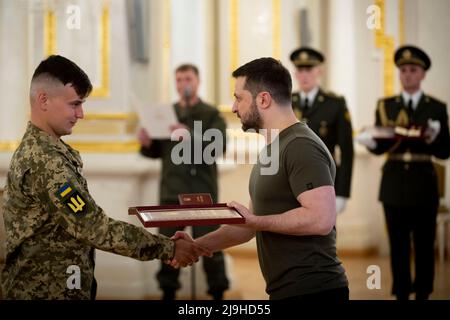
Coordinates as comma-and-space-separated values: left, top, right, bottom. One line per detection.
232, 57, 292, 105
175, 64, 199, 77
32, 55, 93, 98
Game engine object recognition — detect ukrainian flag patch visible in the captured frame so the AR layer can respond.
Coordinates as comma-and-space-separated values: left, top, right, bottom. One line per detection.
58, 183, 73, 198
56, 182, 88, 215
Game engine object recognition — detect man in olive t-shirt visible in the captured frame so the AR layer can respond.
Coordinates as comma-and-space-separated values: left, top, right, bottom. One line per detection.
170, 58, 349, 300
249, 122, 347, 299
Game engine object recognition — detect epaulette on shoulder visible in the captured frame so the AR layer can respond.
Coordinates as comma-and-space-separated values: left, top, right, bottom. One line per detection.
323, 90, 343, 99
425, 94, 446, 106
380, 95, 398, 102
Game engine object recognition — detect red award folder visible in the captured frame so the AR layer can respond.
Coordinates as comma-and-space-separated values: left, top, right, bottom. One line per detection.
178, 193, 213, 205
128, 203, 245, 228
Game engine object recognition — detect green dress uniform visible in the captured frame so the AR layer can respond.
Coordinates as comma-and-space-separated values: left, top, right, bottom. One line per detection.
1, 122, 175, 299
140, 100, 229, 298
369, 93, 450, 297
140, 101, 226, 204
292, 89, 354, 198
367, 45, 450, 299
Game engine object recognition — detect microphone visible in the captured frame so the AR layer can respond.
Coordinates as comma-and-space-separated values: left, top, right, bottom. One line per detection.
183, 86, 192, 106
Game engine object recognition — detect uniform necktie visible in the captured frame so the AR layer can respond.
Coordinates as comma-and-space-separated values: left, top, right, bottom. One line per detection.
302, 97, 309, 110
407, 99, 414, 122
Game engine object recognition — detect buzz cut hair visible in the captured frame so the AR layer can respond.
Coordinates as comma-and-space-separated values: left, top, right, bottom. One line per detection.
30, 55, 93, 99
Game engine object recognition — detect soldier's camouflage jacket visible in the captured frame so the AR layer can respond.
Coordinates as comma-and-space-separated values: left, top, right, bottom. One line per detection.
1, 122, 174, 299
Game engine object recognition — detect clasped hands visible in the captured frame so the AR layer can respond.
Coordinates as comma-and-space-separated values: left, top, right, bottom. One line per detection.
164, 201, 255, 269
164, 231, 212, 269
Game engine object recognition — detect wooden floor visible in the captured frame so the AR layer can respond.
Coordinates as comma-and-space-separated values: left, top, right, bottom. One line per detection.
223, 251, 450, 300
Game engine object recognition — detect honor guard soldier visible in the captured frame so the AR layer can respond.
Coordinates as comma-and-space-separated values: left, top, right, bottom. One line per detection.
290, 47, 354, 214
356, 45, 450, 300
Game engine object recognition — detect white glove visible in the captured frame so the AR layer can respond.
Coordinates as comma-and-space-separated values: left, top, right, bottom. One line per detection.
424, 119, 441, 144
355, 130, 377, 150
336, 196, 348, 215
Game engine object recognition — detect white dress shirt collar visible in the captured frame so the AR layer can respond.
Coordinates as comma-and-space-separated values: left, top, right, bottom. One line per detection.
300, 86, 319, 107
402, 90, 423, 110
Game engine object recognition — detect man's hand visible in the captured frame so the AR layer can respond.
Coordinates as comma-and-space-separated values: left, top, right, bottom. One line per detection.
228, 201, 258, 229
355, 130, 377, 150
424, 119, 441, 144
171, 230, 193, 242
335, 196, 347, 215
169, 123, 189, 132
167, 231, 212, 268
138, 128, 152, 148
170, 123, 191, 141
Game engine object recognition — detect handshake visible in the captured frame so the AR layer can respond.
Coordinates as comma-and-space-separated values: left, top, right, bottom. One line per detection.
166, 231, 212, 268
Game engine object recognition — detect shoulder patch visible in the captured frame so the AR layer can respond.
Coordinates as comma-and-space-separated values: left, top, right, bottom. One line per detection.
57, 182, 89, 215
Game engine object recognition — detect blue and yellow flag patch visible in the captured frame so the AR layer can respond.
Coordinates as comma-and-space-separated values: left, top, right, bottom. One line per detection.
57, 182, 88, 215
58, 183, 73, 198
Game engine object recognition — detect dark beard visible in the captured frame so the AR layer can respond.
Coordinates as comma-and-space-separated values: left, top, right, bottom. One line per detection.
241, 100, 262, 132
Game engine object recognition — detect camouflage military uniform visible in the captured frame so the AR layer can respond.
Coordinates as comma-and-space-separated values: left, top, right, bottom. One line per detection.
1, 122, 175, 299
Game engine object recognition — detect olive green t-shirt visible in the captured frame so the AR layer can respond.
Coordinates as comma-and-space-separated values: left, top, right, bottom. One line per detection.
249, 122, 348, 299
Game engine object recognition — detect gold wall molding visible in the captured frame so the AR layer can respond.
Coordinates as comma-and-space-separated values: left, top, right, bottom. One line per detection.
218, 104, 232, 113
75, 112, 139, 135
44, 3, 110, 98
373, 0, 396, 96
44, 10, 56, 56
82, 113, 138, 121
91, 4, 110, 97
0, 140, 140, 153
272, 0, 281, 59
0, 141, 21, 152
229, 0, 239, 99
68, 141, 140, 153
374, 0, 384, 49
382, 36, 395, 96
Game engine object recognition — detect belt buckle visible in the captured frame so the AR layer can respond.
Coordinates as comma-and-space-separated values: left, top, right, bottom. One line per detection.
403, 152, 412, 162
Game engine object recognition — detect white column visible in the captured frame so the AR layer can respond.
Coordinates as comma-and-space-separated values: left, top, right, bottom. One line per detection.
0, 0, 30, 142
327, 0, 357, 118
327, 0, 389, 254
171, 0, 213, 103
416, 0, 450, 207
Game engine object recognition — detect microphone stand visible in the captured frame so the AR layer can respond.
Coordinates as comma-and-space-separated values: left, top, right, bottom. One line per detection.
184, 92, 197, 301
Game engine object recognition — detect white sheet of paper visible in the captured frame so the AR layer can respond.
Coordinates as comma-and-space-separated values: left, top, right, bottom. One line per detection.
132, 94, 178, 139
